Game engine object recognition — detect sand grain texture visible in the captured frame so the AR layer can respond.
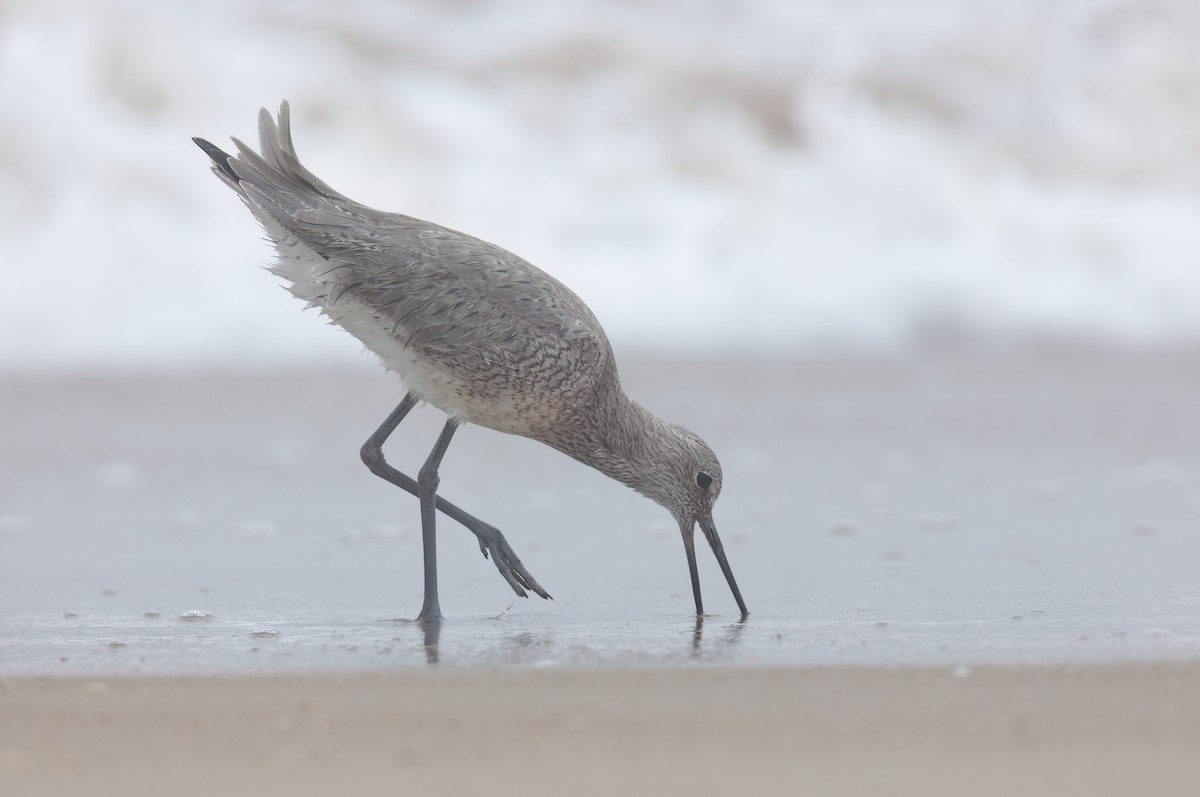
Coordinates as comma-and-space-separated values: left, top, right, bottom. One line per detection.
3, 664, 1199, 797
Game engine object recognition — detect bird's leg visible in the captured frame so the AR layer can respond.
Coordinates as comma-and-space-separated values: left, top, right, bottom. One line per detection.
414, 419, 458, 622
360, 395, 552, 603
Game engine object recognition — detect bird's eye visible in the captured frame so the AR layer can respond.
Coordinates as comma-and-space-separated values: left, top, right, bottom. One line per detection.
696, 472, 713, 489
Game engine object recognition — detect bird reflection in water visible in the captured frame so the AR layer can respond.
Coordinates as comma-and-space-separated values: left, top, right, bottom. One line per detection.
690, 614, 748, 661
387, 617, 442, 665
419, 618, 440, 665
393, 614, 748, 666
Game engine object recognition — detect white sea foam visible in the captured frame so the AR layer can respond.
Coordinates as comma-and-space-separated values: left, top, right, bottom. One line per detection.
3, 0, 1199, 369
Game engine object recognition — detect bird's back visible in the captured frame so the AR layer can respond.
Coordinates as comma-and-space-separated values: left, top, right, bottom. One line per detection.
203, 104, 616, 436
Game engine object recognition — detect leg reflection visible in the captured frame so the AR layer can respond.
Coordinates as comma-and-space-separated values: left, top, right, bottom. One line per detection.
419, 617, 441, 665
688, 613, 748, 661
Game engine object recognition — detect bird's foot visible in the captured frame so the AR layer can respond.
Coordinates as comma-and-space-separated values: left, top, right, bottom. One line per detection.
472, 523, 552, 600
415, 606, 443, 624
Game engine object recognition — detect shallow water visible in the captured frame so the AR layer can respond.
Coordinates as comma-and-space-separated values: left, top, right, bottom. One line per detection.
3, 352, 1199, 674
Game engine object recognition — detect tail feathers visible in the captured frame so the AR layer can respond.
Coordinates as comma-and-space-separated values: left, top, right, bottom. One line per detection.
194, 102, 376, 287
192, 101, 345, 203
256, 101, 346, 201
228, 134, 315, 202
272, 102, 344, 200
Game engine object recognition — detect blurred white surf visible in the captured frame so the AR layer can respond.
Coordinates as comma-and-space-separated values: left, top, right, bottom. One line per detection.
2, 0, 1198, 368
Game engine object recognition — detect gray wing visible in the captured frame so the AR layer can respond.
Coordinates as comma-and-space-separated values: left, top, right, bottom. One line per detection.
302, 210, 609, 354
200, 102, 613, 392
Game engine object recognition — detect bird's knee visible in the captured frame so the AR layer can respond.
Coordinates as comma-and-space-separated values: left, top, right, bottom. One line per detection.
360, 440, 386, 474
417, 463, 440, 496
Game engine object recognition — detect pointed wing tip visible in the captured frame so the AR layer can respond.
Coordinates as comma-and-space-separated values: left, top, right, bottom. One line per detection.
192, 137, 239, 183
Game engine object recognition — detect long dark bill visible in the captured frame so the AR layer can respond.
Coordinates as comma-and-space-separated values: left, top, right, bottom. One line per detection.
681, 523, 704, 615
699, 515, 749, 617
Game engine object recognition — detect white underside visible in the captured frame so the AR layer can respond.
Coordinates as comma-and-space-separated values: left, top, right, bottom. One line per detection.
251, 206, 476, 421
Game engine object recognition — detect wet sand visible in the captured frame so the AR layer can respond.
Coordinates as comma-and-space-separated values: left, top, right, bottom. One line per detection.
2, 350, 1199, 793
3, 349, 1199, 670
3, 663, 1199, 797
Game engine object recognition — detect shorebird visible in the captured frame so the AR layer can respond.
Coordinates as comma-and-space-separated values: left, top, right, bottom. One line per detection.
194, 102, 747, 621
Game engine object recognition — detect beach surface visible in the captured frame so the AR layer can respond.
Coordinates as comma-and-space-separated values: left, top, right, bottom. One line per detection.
4, 664, 1199, 797
3, 350, 1199, 794
3, 349, 1198, 672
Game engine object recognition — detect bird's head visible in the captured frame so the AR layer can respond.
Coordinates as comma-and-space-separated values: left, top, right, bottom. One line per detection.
648, 424, 723, 524
639, 424, 747, 618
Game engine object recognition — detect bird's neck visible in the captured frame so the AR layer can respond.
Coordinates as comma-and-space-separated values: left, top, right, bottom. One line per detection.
548, 387, 671, 501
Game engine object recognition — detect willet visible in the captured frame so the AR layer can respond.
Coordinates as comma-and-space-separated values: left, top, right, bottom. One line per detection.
194, 102, 747, 621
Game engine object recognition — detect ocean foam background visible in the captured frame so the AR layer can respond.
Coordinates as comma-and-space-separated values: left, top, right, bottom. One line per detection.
3, 0, 1199, 368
